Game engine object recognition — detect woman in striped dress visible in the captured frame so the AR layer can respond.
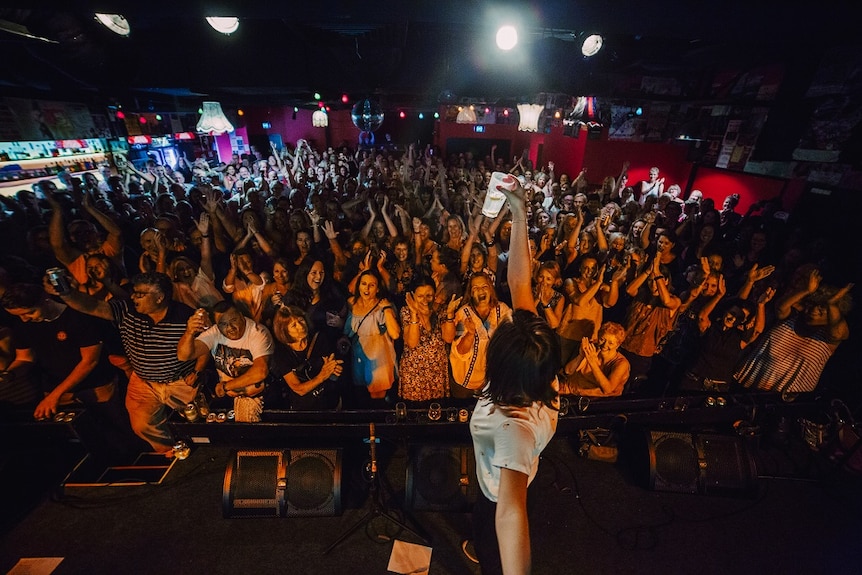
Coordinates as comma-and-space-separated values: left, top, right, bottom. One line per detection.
735, 268, 851, 393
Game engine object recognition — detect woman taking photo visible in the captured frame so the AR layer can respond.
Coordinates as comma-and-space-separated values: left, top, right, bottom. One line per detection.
469, 178, 561, 575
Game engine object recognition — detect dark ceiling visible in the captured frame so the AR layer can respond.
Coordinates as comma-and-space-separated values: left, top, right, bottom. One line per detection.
0, 2, 857, 112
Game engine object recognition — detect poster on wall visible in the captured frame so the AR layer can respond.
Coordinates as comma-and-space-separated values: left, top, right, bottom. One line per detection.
0, 98, 100, 140
608, 105, 647, 141
793, 48, 862, 163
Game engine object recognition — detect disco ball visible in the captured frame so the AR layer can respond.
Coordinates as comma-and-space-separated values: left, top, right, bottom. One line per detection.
351, 99, 384, 132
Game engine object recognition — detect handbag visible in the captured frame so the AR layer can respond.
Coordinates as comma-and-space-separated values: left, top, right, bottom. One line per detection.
339, 300, 381, 355
577, 414, 627, 463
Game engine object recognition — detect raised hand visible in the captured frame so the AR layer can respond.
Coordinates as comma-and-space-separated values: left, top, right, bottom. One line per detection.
446, 294, 463, 318
748, 263, 775, 283
830, 283, 855, 305
322, 220, 338, 240
807, 268, 822, 294
196, 213, 210, 235
758, 286, 777, 305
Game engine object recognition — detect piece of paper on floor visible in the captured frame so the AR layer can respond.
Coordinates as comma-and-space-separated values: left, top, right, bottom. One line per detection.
387, 539, 432, 575
7, 557, 64, 575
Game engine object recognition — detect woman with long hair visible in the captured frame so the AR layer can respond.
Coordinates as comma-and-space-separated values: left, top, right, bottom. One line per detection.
344, 269, 400, 403
271, 305, 343, 410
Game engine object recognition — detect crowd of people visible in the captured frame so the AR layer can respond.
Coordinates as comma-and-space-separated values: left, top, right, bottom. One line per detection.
0, 137, 853, 460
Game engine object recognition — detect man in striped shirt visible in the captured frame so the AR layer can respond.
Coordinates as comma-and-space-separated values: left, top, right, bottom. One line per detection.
53, 272, 205, 456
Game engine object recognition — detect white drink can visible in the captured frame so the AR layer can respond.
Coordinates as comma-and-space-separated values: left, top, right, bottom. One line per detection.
482, 171, 516, 218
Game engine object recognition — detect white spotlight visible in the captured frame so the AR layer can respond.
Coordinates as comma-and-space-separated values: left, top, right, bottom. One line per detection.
94, 13, 131, 37
496, 25, 518, 51
581, 34, 603, 57
206, 17, 239, 35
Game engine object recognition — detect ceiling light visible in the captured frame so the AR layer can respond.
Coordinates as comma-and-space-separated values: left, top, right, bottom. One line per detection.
196, 102, 234, 135
496, 25, 518, 51
206, 17, 239, 35
94, 13, 130, 37
581, 34, 603, 57
312, 109, 329, 128
517, 104, 543, 132
456, 107, 478, 124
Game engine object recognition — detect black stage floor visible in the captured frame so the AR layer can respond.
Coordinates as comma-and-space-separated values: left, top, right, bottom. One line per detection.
1, 427, 861, 575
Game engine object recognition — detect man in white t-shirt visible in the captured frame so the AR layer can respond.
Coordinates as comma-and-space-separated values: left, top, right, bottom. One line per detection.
177, 302, 273, 416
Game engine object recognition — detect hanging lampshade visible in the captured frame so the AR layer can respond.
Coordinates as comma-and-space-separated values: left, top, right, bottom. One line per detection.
517, 104, 543, 132
312, 109, 329, 128
456, 106, 478, 124
196, 102, 234, 135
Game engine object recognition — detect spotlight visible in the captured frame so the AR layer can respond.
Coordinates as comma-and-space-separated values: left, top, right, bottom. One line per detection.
237, 109, 244, 116
206, 17, 239, 35
116, 110, 125, 120
433, 112, 440, 119
314, 92, 322, 101
399, 111, 406, 119
139, 116, 147, 124
155, 114, 162, 121
94, 13, 130, 36
581, 34, 603, 57
418, 113, 424, 120
341, 94, 349, 104
496, 25, 518, 51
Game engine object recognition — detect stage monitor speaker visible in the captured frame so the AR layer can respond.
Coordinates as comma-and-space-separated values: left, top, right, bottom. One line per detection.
284, 448, 342, 517
405, 444, 477, 512
222, 449, 343, 518
642, 430, 758, 496
223, 450, 285, 518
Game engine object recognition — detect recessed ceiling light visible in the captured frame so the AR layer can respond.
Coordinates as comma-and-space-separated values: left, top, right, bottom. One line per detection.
206, 17, 239, 35
94, 13, 130, 37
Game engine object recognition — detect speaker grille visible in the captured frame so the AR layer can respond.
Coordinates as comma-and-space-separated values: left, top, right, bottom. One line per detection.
285, 449, 342, 517
406, 445, 477, 512
650, 432, 699, 493
701, 436, 754, 493
223, 451, 283, 518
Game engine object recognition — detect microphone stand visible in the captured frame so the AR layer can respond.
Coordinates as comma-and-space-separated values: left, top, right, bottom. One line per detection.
323, 422, 429, 554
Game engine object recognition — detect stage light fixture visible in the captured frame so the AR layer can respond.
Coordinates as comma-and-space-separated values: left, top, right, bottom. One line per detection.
581, 34, 603, 57
433, 112, 440, 119
496, 25, 518, 50
206, 17, 239, 35
418, 113, 424, 120
94, 13, 130, 36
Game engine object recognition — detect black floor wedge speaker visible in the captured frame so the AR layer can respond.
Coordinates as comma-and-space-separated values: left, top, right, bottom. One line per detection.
284, 448, 342, 517
223, 449, 342, 518
639, 430, 758, 496
405, 444, 477, 512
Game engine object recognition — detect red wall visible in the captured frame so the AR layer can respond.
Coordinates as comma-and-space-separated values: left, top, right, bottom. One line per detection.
582, 139, 694, 193
691, 167, 791, 213
237, 105, 797, 213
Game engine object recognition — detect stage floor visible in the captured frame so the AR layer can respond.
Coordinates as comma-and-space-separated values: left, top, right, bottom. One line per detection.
2, 433, 861, 575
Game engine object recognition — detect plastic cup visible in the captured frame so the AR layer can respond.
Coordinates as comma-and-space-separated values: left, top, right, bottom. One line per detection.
482, 171, 516, 218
